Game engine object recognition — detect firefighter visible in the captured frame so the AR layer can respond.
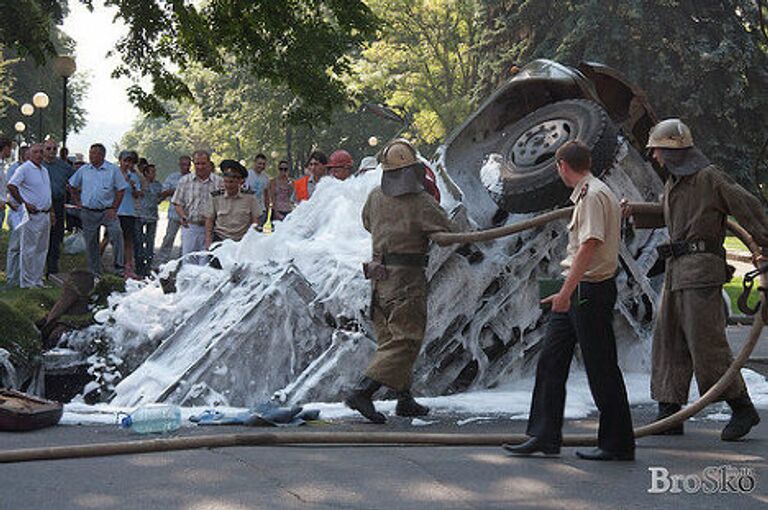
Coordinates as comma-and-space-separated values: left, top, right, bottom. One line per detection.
624, 118, 768, 440
345, 139, 456, 423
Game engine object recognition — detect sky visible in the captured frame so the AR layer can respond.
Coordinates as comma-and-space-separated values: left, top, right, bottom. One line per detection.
61, 0, 139, 159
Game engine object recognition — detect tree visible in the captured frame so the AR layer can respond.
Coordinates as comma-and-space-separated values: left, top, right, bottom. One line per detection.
120, 64, 402, 179
73, 0, 377, 125
0, 0, 67, 63
0, 1, 88, 144
3, 1, 377, 125
474, 0, 768, 197
351, 0, 483, 146
0, 28, 88, 144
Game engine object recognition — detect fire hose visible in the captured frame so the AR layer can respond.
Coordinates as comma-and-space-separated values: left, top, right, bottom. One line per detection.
433, 202, 767, 439
0, 204, 764, 463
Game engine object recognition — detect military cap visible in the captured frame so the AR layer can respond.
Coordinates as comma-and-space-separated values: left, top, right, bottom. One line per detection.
220, 159, 248, 179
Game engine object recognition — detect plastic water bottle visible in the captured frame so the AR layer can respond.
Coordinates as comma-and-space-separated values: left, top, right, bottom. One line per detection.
120, 404, 182, 434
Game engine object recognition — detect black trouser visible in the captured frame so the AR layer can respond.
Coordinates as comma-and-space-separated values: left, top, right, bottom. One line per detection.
46, 198, 66, 275
526, 277, 635, 453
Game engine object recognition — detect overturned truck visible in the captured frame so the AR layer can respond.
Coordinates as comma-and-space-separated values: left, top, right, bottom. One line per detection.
64, 60, 668, 409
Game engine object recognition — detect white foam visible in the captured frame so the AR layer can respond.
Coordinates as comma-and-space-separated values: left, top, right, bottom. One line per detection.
62, 369, 768, 426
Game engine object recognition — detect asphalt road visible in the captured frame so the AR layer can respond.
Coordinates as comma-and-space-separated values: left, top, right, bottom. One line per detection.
0, 405, 765, 510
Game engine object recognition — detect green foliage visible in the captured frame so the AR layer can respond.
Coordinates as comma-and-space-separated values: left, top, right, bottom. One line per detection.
724, 276, 761, 315
1, 50, 89, 143
351, 0, 483, 145
0, 14, 88, 143
475, 0, 768, 196
0, 0, 68, 64
0, 287, 62, 366
0, 54, 16, 120
85, 0, 377, 124
0, 300, 41, 365
121, 0, 485, 166
1, 287, 61, 325
723, 235, 749, 253
92, 273, 126, 309
120, 64, 402, 179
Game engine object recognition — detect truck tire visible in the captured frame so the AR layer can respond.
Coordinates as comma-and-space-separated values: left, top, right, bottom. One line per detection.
486, 99, 618, 213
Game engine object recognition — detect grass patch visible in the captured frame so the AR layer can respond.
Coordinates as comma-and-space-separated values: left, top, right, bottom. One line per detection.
0, 300, 42, 364
0, 228, 89, 285
0, 225, 110, 366
92, 273, 126, 308
0, 287, 62, 324
724, 236, 749, 253
724, 276, 761, 315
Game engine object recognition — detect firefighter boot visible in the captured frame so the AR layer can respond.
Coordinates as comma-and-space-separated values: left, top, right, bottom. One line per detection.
721, 396, 760, 441
395, 389, 430, 417
651, 402, 683, 435
344, 377, 386, 424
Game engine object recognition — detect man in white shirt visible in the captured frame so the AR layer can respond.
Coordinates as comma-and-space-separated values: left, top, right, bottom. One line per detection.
7, 143, 53, 288
4, 146, 28, 288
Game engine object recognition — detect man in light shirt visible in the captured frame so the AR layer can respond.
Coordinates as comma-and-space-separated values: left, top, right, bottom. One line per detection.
172, 150, 223, 258
4, 146, 28, 288
7, 143, 53, 288
68, 143, 128, 276
504, 141, 634, 461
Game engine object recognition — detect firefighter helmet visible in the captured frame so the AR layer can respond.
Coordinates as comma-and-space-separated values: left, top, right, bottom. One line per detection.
378, 139, 419, 172
646, 119, 694, 149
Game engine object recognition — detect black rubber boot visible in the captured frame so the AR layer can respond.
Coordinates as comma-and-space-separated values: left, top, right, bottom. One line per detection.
395, 389, 430, 417
344, 377, 386, 424
722, 396, 760, 441
651, 402, 684, 435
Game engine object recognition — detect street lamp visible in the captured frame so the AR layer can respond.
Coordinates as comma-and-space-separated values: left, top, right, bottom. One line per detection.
32, 92, 50, 142
14, 121, 25, 147
368, 136, 379, 147
20, 103, 34, 117
53, 56, 76, 148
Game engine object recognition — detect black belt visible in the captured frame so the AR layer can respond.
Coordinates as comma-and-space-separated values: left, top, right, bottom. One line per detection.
82, 206, 108, 212
29, 209, 51, 215
382, 253, 429, 267
656, 239, 724, 259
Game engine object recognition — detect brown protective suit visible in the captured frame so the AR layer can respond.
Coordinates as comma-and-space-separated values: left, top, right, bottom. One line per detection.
635, 165, 768, 404
361, 187, 455, 391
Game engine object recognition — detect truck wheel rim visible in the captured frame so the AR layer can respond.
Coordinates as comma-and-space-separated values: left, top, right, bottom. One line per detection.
508, 119, 574, 168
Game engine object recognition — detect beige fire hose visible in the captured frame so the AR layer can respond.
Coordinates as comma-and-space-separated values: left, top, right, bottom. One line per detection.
433, 202, 766, 439
0, 204, 764, 463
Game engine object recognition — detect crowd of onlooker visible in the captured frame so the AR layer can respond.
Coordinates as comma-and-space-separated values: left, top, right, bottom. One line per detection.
0, 136, 375, 287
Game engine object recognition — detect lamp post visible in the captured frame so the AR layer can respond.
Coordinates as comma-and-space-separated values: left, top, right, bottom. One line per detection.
14, 121, 25, 148
53, 56, 76, 149
32, 92, 50, 142
20, 104, 34, 147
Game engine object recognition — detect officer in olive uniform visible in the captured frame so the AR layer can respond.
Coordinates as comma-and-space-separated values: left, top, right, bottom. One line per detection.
204, 160, 262, 248
624, 119, 768, 441
506, 141, 635, 461
344, 139, 456, 424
